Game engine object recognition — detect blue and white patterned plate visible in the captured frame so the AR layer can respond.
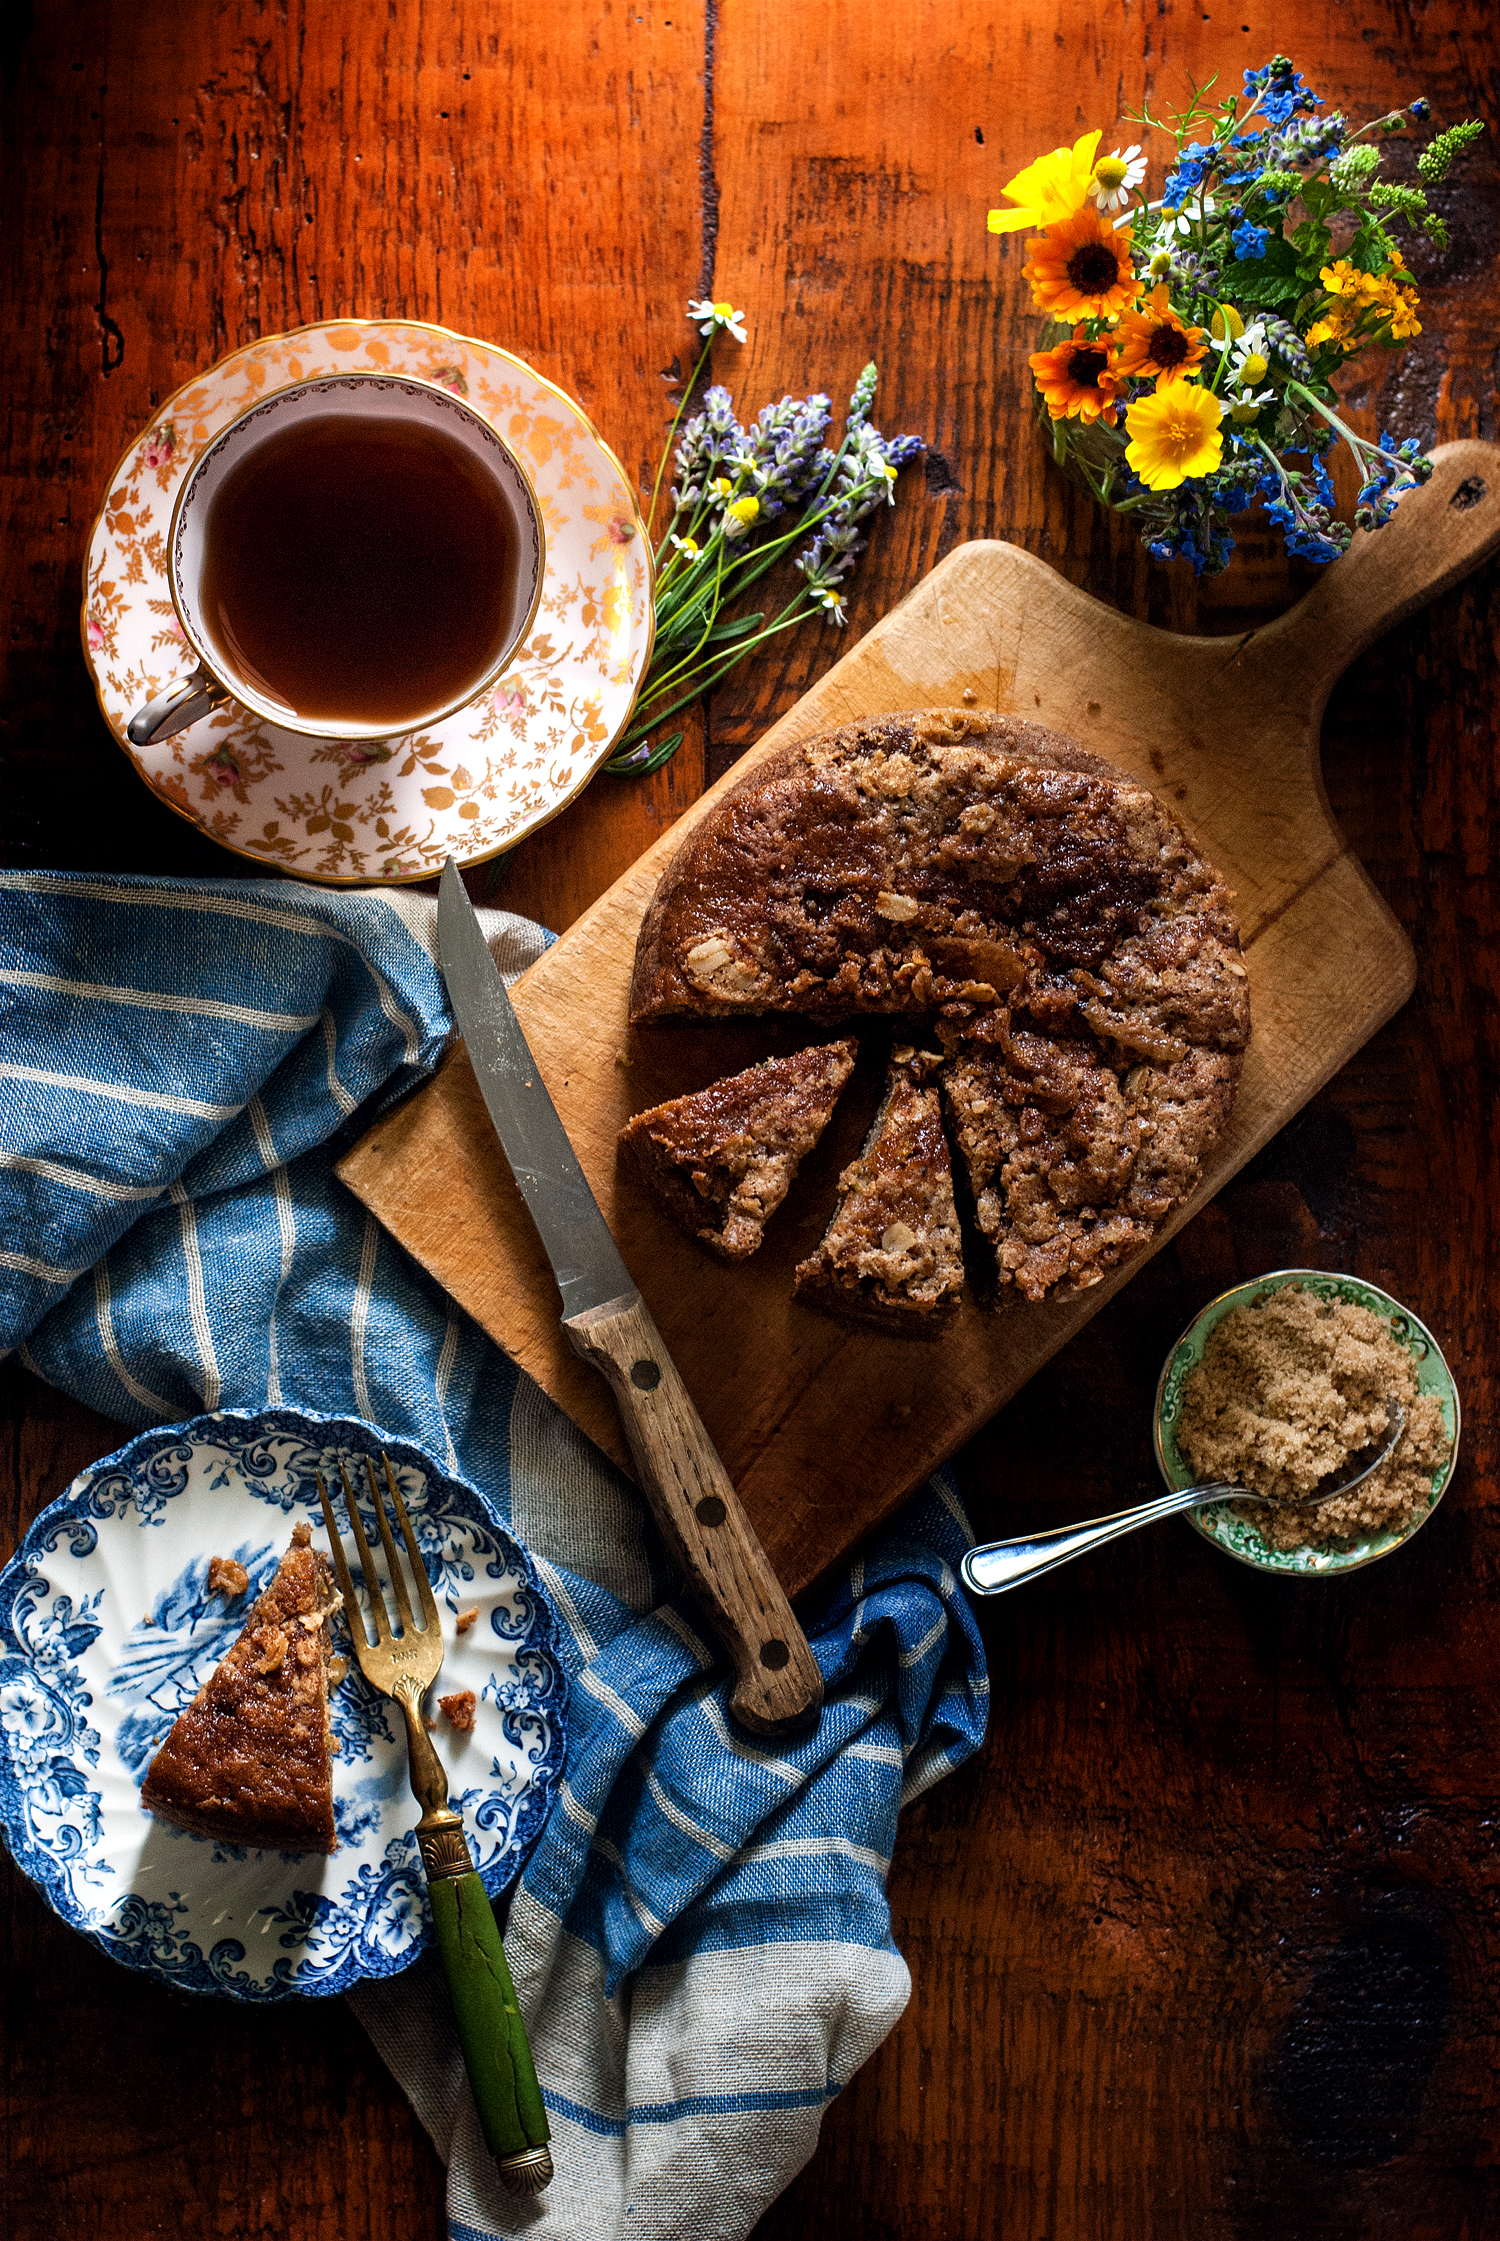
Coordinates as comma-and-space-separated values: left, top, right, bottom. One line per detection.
0, 1407, 567, 1999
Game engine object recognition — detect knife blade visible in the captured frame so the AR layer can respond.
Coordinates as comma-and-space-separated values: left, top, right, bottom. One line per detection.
437, 859, 823, 1738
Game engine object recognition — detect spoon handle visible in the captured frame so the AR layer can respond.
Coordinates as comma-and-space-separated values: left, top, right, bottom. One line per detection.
960, 1483, 1247, 1595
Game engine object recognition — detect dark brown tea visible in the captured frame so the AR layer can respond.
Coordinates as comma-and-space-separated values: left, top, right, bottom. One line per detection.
199, 414, 520, 729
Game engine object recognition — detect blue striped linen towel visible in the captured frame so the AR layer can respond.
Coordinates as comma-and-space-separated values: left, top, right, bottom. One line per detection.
0, 868, 988, 2241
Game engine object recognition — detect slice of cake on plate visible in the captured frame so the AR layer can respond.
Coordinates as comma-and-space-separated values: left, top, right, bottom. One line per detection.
794, 1048, 965, 1333
140, 1521, 341, 1855
619, 1038, 857, 1261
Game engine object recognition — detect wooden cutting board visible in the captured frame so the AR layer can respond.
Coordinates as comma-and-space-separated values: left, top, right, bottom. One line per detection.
339, 439, 1500, 1599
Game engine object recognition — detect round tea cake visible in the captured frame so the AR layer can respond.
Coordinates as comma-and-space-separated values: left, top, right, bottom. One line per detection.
629, 708, 1250, 1301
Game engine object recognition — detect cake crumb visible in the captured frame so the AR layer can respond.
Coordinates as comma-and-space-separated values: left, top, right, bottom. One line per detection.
1175, 1284, 1451, 1550
253, 1625, 289, 1674
291, 1520, 312, 1548
208, 1556, 250, 1599
454, 1606, 480, 1634
439, 1689, 478, 1732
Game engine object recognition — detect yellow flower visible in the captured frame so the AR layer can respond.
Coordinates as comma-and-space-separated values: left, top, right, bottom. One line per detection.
1124, 383, 1224, 491
1029, 328, 1126, 424
1113, 285, 1209, 388
1209, 304, 1244, 343
1304, 302, 1359, 353
1306, 259, 1422, 353
987, 129, 1102, 235
727, 495, 760, 525
1022, 208, 1141, 321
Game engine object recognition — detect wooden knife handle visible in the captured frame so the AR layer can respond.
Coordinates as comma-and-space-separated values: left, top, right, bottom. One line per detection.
564, 1291, 824, 1737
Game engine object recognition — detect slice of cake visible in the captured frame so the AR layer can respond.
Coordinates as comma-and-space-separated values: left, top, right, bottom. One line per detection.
140, 1522, 341, 1854
794, 1049, 965, 1334
619, 1039, 857, 1261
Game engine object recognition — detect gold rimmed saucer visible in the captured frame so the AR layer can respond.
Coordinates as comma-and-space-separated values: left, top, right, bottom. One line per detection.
81, 318, 655, 886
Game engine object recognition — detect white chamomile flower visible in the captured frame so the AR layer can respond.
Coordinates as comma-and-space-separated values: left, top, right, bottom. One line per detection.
670, 533, 703, 559
816, 587, 848, 624
687, 297, 748, 343
1229, 323, 1273, 387
1089, 143, 1146, 213
1160, 190, 1218, 237
1220, 387, 1276, 424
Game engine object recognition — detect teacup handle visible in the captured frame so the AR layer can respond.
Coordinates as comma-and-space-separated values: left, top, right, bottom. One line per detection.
127, 664, 229, 746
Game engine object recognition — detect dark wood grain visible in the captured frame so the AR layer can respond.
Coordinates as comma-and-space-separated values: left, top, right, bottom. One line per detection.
3, 0, 1498, 2235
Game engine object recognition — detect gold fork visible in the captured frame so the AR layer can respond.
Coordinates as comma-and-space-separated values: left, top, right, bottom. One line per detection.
317, 1454, 553, 2197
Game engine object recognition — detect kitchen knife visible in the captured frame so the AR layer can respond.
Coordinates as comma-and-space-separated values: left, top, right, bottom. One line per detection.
437, 858, 824, 1738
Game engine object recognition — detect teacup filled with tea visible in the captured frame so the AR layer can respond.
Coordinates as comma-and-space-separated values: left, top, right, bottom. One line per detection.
128, 372, 545, 746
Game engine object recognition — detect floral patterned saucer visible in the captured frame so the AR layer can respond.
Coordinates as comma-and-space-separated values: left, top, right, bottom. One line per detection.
1154, 1269, 1461, 1579
82, 319, 654, 885
0, 1408, 567, 1999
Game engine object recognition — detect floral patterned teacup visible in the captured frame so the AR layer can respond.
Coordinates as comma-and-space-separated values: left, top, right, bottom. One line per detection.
127, 371, 545, 750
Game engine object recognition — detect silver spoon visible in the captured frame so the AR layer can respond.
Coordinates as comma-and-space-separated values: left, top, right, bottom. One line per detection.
960, 1397, 1406, 1596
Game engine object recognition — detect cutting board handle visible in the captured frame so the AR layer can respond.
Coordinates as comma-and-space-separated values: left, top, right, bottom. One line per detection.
1237, 438, 1500, 709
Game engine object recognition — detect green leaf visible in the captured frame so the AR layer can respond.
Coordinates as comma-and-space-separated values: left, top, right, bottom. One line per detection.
701, 611, 767, 647
1242, 232, 1299, 276
1224, 267, 1302, 310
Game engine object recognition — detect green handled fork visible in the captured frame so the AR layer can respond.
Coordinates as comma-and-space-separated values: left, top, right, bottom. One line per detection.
318, 1455, 553, 2197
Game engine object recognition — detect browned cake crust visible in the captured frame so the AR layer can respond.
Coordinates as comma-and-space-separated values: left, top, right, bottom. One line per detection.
140, 1522, 340, 1855
630, 707, 1208, 1022
794, 1049, 965, 1334
618, 1039, 857, 1261
632, 708, 1250, 1300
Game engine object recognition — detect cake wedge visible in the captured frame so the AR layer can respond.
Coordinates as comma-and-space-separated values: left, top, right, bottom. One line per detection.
619, 1039, 857, 1261
140, 1521, 341, 1854
794, 1048, 965, 1334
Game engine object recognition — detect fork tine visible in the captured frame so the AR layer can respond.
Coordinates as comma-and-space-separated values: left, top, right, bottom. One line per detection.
316, 1472, 368, 1644
366, 1454, 416, 1635
338, 1456, 392, 1644
384, 1452, 441, 1634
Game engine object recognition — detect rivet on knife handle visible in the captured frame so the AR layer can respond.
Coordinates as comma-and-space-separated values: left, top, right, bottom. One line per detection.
565, 1291, 824, 1737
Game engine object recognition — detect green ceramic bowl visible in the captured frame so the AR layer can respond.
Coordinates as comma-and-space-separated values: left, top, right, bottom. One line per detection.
1153, 1268, 1461, 1578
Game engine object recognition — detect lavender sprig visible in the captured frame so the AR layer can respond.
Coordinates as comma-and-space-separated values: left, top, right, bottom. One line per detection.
607, 329, 923, 772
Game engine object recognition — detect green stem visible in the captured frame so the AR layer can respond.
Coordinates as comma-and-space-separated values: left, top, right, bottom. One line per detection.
621, 602, 820, 743
646, 333, 716, 538
1284, 379, 1415, 474
636, 540, 731, 700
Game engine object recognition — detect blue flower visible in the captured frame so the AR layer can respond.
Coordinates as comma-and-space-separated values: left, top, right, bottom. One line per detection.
1231, 219, 1271, 260
1162, 142, 1213, 204
1214, 477, 1254, 516
1243, 58, 1322, 128
1306, 456, 1336, 509
1286, 525, 1344, 561
1410, 98, 1431, 122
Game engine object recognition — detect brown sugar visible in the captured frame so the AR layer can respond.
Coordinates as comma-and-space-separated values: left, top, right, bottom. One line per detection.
1175, 1284, 1452, 1549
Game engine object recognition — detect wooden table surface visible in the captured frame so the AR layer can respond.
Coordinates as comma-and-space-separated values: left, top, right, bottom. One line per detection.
3, 3, 1498, 2235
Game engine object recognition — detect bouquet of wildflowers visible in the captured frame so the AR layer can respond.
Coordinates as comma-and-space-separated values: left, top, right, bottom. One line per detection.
988, 58, 1484, 573
605, 301, 922, 774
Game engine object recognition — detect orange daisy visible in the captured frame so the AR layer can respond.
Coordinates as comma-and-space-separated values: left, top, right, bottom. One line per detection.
1022, 208, 1141, 323
1029, 329, 1126, 425
1112, 284, 1209, 388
